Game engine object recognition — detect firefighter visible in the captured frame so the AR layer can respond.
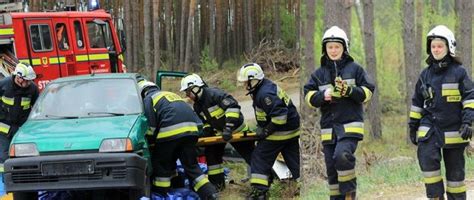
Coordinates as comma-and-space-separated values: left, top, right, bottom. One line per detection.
138, 80, 219, 200
408, 25, 473, 200
0, 63, 39, 172
180, 73, 255, 190
303, 26, 375, 200
237, 63, 300, 200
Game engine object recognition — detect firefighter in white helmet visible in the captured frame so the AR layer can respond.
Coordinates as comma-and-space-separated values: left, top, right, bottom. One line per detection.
304, 26, 375, 200
180, 73, 255, 191
409, 25, 473, 200
238, 63, 300, 200
0, 63, 39, 172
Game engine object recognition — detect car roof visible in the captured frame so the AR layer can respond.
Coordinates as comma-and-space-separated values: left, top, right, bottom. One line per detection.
51, 73, 139, 83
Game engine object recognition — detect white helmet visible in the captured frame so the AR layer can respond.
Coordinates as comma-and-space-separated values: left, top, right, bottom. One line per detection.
426, 25, 456, 57
14, 63, 36, 80
237, 63, 264, 82
180, 74, 205, 91
138, 80, 159, 98
322, 26, 349, 53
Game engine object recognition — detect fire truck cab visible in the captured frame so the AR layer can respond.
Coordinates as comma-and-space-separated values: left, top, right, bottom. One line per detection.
0, 9, 125, 90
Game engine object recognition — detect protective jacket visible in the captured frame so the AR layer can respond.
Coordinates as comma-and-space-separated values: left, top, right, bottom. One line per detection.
144, 89, 201, 142
250, 78, 300, 141
0, 76, 39, 137
193, 87, 246, 133
409, 56, 474, 148
304, 55, 375, 144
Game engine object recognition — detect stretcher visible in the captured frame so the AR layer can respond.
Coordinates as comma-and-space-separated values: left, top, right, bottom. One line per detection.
197, 132, 258, 146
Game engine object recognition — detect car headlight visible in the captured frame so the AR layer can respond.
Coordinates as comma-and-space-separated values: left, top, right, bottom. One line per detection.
10, 143, 39, 157
99, 138, 133, 152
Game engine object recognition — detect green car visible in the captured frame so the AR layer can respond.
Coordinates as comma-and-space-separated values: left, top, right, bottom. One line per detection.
3, 73, 151, 200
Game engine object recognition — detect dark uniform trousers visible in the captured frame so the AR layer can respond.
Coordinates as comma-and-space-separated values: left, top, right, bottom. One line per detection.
151, 136, 215, 198
323, 138, 358, 200
205, 140, 254, 189
250, 137, 300, 192
418, 132, 466, 200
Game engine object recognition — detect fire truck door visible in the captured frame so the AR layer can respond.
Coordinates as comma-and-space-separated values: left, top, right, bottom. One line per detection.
70, 19, 91, 75
25, 19, 61, 90
52, 18, 74, 77
84, 18, 111, 73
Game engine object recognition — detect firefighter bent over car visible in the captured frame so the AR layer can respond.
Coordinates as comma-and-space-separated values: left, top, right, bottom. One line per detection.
139, 80, 218, 200
180, 73, 255, 190
304, 26, 375, 200
409, 25, 473, 200
0, 63, 38, 173
238, 63, 300, 200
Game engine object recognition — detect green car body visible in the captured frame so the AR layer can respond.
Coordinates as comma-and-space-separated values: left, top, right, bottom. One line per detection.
3, 73, 152, 198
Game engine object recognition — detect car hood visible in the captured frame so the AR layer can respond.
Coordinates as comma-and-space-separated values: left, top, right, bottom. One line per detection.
12, 115, 140, 152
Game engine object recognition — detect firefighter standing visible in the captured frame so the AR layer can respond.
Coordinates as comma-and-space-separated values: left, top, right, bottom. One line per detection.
180, 74, 255, 190
237, 63, 300, 199
0, 63, 39, 173
304, 26, 375, 200
139, 80, 218, 199
409, 25, 473, 200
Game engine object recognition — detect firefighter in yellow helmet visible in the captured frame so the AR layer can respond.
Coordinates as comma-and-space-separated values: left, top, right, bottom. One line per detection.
304, 26, 375, 200
0, 63, 39, 173
409, 25, 473, 200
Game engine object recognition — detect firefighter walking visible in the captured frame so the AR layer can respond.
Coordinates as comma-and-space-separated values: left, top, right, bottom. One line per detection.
139, 80, 219, 200
180, 73, 255, 190
0, 63, 39, 174
409, 25, 472, 200
237, 63, 300, 200
304, 26, 375, 200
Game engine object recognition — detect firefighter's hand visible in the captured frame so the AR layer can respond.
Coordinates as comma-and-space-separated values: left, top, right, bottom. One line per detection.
335, 81, 352, 97
460, 123, 472, 140
222, 127, 233, 142
409, 127, 418, 145
256, 126, 268, 140
324, 88, 333, 101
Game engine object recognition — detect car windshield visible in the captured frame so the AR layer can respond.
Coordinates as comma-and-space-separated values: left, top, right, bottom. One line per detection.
30, 78, 142, 119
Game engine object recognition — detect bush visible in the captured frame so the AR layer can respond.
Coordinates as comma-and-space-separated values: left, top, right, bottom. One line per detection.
200, 45, 218, 72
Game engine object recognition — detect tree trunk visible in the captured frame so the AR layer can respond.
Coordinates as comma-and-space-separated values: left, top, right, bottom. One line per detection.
244, 0, 253, 53
362, 0, 381, 139
178, 0, 189, 69
143, 0, 152, 76
132, 0, 140, 72
414, 0, 423, 75
165, 0, 174, 70
192, 0, 201, 71
153, 0, 161, 80
403, 0, 417, 143
124, 0, 133, 71
456, 0, 472, 75
184, 0, 197, 72
324, 0, 351, 38
300, 0, 322, 193
209, 0, 217, 60
216, 0, 224, 67
273, 0, 281, 41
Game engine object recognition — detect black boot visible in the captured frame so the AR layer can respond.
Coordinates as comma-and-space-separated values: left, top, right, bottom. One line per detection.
246, 188, 268, 200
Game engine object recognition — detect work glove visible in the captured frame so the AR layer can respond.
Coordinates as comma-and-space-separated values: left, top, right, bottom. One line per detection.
460, 123, 472, 140
202, 126, 216, 137
222, 127, 233, 142
335, 78, 352, 97
256, 126, 269, 140
409, 126, 418, 145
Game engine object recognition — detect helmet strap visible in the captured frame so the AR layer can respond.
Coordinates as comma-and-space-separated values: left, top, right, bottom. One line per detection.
191, 86, 203, 100
246, 79, 262, 94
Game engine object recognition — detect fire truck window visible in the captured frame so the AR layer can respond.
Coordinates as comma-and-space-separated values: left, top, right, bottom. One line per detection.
87, 22, 105, 49
104, 22, 113, 50
29, 24, 53, 52
56, 24, 70, 50
74, 21, 84, 49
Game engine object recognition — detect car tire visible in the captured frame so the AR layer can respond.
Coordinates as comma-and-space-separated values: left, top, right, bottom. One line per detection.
13, 192, 38, 200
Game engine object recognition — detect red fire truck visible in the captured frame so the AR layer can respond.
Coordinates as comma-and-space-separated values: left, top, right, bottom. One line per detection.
0, 7, 126, 90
